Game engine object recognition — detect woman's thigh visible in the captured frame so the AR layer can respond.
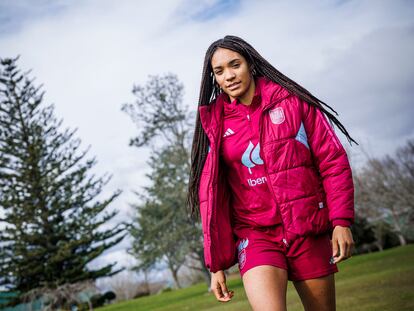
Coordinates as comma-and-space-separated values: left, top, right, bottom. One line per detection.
242, 265, 288, 311
293, 273, 336, 311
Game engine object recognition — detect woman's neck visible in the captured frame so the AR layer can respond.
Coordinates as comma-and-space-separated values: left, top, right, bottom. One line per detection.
238, 79, 256, 106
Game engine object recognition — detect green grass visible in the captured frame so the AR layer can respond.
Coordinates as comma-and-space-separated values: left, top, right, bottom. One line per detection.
97, 245, 414, 311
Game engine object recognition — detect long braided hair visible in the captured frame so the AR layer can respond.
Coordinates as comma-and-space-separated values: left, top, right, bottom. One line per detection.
187, 35, 357, 220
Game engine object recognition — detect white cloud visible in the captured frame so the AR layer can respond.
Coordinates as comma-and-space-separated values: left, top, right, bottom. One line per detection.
1, 0, 413, 281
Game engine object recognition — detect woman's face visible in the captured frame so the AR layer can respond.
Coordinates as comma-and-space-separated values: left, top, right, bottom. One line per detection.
211, 48, 254, 104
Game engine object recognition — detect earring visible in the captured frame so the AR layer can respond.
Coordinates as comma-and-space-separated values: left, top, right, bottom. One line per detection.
212, 74, 221, 91
252, 68, 257, 76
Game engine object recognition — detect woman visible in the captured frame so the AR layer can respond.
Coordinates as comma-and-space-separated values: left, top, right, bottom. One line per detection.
187, 35, 355, 311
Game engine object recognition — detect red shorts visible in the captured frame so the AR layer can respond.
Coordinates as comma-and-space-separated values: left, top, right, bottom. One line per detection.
235, 225, 338, 281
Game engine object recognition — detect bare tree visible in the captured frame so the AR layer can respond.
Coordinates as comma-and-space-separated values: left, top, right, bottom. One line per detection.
20, 280, 96, 310
355, 139, 414, 246
106, 272, 141, 302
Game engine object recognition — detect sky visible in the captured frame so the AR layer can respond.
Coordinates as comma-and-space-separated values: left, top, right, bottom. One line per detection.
0, 0, 413, 286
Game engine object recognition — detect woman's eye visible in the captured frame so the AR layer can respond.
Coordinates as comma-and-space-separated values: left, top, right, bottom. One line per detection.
215, 71, 222, 75
233, 64, 240, 68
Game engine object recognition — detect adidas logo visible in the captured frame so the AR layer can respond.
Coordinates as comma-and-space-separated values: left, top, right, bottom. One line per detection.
223, 128, 235, 137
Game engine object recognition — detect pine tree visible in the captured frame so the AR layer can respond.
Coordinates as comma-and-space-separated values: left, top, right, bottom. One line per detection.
0, 56, 128, 299
122, 74, 208, 287
128, 144, 200, 288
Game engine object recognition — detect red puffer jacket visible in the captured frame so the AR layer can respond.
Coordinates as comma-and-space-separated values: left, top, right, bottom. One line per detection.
198, 77, 354, 273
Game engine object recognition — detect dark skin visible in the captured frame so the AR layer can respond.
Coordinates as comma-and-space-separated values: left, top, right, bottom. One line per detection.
209, 48, 355, 309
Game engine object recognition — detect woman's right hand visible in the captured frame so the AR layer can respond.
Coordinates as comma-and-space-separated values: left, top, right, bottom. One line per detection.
210, 270, 234, 302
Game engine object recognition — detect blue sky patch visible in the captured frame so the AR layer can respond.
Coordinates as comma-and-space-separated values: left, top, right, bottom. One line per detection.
0, 0, 68, 36
175, 0, 241, 23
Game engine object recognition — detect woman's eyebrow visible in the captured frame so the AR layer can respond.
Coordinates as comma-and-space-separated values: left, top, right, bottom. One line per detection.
228, 58, 240, 65
213, 58, 241, 70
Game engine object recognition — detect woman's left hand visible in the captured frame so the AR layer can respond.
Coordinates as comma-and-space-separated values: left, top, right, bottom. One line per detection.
331, 226, 355, 264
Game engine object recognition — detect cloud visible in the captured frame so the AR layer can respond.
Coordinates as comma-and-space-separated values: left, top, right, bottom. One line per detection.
0, 0, 413, 280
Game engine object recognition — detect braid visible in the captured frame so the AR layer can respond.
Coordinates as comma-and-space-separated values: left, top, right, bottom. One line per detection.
187, 35, 358, 220
187, 113, 208, 220
186, 58, 213, 220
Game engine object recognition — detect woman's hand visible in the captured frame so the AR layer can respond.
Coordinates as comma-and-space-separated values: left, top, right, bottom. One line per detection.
210, 270, 234, 302
331, 226, 355, 264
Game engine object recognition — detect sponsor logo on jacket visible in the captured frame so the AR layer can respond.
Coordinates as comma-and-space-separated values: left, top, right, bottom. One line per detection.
241, 141, 263, 174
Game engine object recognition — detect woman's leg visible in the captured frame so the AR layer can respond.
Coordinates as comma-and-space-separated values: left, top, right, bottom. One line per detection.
242, 265, 288, 311
293, 273, 336, 311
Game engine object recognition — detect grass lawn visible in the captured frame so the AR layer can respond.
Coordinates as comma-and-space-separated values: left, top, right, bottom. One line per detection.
97, 244, 414, 311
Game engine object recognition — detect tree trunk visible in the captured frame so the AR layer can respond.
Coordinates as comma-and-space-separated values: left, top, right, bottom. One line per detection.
375, 241, 384, 251
195, 249, 211, 287
373, 226, 384, 251
201, 264, 211, 289
397, 233, 407, 246
390, 210, 407, 246
171, 268, 181, 288
144, 270, 151, 294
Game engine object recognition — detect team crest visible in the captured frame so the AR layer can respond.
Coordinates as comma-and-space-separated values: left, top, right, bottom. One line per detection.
269, 107, 285, 124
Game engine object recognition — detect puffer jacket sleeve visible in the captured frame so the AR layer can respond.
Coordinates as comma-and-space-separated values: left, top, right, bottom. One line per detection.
300, 97, 355, 227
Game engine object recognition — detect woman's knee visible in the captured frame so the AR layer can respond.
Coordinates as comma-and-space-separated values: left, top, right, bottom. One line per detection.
242, 265, 288, 311
293, 273, 336, 311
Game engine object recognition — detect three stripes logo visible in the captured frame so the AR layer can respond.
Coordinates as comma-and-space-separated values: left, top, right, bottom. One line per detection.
241, 141, 264, 174
223, 128, 235, 137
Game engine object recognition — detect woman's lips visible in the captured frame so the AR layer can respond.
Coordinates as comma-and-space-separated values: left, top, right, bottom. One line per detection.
227, 82, 241, 91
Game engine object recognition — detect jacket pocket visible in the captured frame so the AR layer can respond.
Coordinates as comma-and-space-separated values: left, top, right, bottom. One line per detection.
200, 201, 209, 234
279, 193, 329, 237
311, 189, 330, 234
198, 168, 211, 204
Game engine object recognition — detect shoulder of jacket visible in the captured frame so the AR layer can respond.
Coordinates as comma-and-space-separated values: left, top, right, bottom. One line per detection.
257, 77, 291, 104
198, 96, 226, 134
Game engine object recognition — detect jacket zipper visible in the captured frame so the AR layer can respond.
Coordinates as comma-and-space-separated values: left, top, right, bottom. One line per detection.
259, 104, 290, 248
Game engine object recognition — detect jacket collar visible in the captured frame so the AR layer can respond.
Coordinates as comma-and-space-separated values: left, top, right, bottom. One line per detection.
223, 79, 262, 112
198, 77, 290, 140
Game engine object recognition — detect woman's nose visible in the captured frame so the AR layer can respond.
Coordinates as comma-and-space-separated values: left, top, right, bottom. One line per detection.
225, 70, 236, 81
